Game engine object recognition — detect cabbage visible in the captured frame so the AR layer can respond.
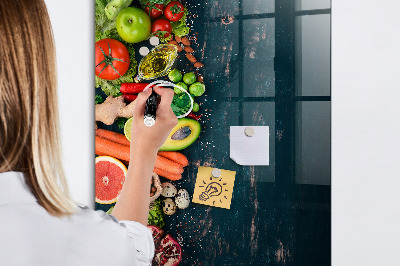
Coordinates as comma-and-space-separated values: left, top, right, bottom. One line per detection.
105, 0, 133, 20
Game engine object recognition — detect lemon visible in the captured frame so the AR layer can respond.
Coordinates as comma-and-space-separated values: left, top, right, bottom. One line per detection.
124, 117, 133, 142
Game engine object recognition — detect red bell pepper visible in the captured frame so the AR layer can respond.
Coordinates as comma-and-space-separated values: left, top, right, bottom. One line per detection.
120, 83, 150, 94
122, 94, 138, 102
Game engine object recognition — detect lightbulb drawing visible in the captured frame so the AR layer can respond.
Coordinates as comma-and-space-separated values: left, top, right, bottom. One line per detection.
199, 182, 222, 201
193, 166, 236, 209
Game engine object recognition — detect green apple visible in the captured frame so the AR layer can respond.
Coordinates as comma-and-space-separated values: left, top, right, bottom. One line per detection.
116, 7, 151, 43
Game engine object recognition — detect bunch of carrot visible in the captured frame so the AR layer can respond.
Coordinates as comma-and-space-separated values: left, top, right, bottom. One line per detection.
95, 129, 188, 181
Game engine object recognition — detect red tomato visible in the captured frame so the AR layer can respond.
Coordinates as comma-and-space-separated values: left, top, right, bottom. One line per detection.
95, 38, 130, 80
145, 3, 164, 19
164, 1, 184, 22
151, 19, 172, 38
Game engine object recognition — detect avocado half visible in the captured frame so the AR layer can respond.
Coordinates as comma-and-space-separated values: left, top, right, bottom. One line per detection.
160, 118, 201, 151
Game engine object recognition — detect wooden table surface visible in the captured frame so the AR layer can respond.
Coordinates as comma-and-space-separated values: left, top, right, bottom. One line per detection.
96, 1, 331, 265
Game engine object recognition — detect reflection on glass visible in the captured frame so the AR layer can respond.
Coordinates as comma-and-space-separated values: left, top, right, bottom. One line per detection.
243, 102, 275, 182
243, 18, 275, 97
205, 0, 239, 18
295, 0, 331, 11
243, 0, 274, 15
204, 21, 240, 97
295, 14, 331, 96
295, 102, 331, 185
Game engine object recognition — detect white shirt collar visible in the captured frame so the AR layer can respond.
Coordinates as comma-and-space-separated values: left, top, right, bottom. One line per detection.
0, 171, 37, 205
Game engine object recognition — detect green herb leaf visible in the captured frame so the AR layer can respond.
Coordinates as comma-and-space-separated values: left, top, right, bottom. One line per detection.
171, 93, 191, 116
171, 7, 190, 37
147, 31, 173, 43
148, 199, 165, 227
95, 94, 104, 104
116, 117, 128, 129
139, 0, 165, 8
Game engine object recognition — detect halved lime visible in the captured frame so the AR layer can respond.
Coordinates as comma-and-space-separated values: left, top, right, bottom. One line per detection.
124, 117, 133, 142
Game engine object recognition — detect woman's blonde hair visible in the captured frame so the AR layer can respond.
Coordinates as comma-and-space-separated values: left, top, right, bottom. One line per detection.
0, 0, 76, 216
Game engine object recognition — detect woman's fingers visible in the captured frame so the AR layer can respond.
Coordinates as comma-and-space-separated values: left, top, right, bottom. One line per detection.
133, 87, 153, 117
153, 86, 174, 111
153, 86, 178, 126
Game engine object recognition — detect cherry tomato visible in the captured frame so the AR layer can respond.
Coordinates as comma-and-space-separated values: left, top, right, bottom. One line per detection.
95, 38, 130, 80
151, 19, 172, 38
145, 2, 164, 19
164, 1, 184, 22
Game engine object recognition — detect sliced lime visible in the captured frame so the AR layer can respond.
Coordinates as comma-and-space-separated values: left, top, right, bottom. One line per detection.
124, 117, 133, 142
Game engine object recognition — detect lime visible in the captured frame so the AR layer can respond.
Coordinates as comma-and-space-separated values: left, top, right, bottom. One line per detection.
124, 117, 133, 142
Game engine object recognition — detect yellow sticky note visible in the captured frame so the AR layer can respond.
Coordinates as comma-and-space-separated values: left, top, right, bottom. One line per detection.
192, 166, 236, 209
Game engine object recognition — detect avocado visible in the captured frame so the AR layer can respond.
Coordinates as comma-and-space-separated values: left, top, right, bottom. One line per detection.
160, 118, 201, 151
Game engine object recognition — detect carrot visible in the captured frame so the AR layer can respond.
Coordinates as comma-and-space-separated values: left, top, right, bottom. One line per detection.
96, 129, 130, 146
95, 136, 130, 162
96, 135, 184, 175
154, 156, 184, 175
153, 167, 182, 181
157, 151, 188, 167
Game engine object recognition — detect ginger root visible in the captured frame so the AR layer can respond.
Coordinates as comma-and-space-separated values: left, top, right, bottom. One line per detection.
95, 96, 136, 125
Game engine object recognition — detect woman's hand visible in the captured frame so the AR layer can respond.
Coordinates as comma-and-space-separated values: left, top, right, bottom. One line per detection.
129, 86, 178, 160
111, 86, 177, 224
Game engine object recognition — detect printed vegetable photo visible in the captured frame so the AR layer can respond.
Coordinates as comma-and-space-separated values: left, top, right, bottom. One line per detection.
95, 0, 204, 264
94, 0, 331, 265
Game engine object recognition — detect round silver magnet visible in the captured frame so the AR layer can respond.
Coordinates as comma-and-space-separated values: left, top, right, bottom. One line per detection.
244, 126, 255, 137
211, 168, 222, 178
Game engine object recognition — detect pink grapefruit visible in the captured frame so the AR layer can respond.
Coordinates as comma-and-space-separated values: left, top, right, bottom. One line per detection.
95, 156, 127, 204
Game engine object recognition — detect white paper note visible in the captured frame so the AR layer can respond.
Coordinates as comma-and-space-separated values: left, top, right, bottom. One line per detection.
230, 126, 269, 166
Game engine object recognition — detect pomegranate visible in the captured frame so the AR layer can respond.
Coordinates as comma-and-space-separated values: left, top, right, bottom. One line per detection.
154, 234, 182, 266
147, 225, 164, 250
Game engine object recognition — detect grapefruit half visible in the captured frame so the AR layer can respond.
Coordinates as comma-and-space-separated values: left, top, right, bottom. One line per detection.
95, 156, 127, 204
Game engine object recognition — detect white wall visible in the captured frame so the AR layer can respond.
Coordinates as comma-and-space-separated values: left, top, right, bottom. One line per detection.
45, 0, 94, 208
332, 0, 400, 265
45, 0, 400, 264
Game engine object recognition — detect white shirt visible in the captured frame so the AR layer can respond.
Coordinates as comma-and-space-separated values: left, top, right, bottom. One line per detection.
0, 171, 154, 266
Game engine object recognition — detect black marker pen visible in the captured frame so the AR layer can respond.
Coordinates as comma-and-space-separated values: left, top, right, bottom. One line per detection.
144, 90, 158, 127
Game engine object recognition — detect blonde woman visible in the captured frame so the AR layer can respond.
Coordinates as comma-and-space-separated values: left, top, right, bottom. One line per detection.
0, 0, 177, 265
